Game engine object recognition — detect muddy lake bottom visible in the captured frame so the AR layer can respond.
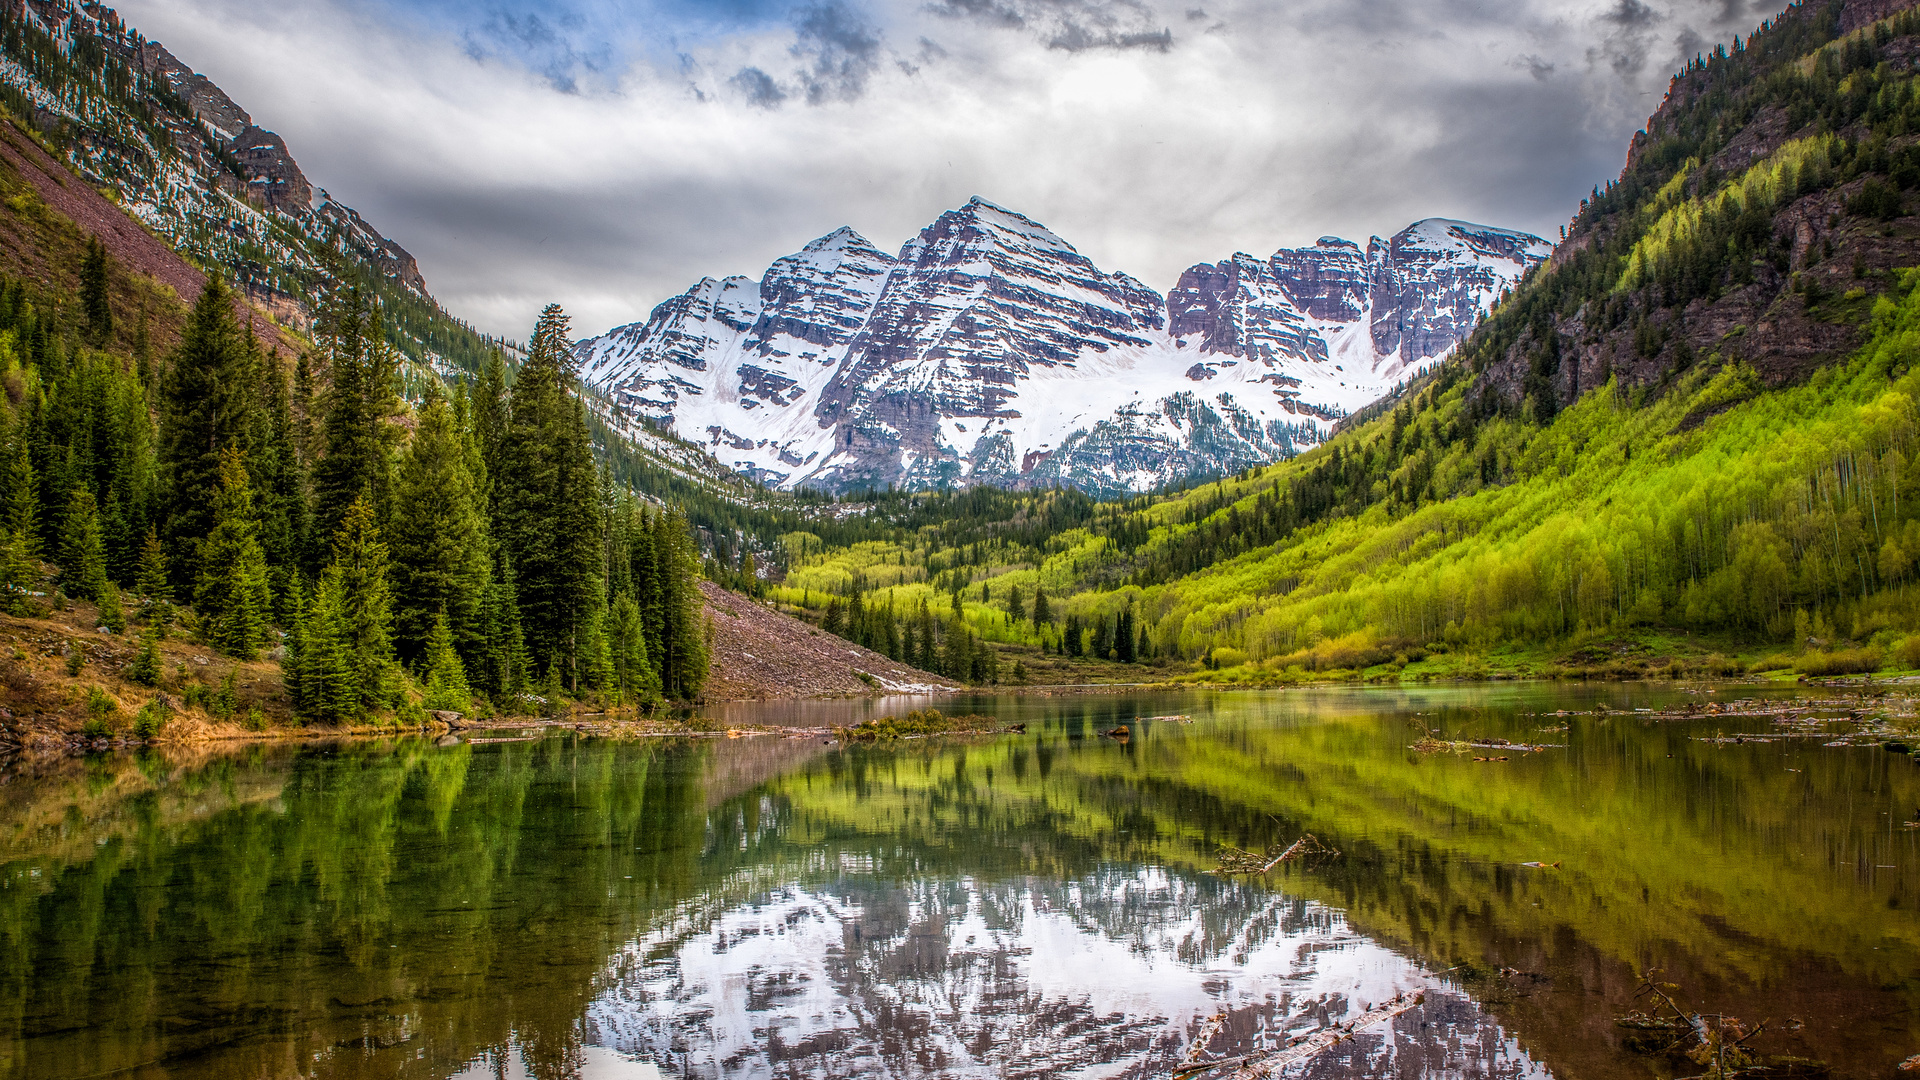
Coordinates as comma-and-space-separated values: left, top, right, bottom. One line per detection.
0, 683, 1914, 1079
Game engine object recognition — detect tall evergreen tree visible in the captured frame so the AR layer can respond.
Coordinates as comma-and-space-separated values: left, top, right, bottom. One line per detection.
389, 385, 490, 665
474, 561, 530, 705
649, 506, 708, 699
495, 305, 600, 686
422, 609, 473, 714
80, 235, 112, 346
158, 278, 252, 577
134, 529, 169, 601
609, 590, 657, 706
311, 291, 377, 542
57, 486, 108, 602
194, 448, 272, 660
249, 351, 309, 587
472, 351, 508, 519
328, 494, 394, 714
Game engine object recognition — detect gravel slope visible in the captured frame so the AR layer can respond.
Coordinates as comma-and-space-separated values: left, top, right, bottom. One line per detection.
699, 580, 958, 700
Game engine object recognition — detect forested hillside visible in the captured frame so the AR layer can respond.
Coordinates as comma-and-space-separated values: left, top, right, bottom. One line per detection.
769, 0, 1920, 683
0, 205, 711, 732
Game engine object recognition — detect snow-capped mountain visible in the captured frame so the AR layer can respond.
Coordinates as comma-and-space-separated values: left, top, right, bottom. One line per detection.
579, 198, 1550, 495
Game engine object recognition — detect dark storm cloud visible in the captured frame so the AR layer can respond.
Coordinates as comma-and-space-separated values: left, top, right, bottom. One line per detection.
1593, 0, 1663, 76
730, 65, 788, 105
793, 1, 885, 102
927, 0, 1175, 52
107, 0, 1828, 338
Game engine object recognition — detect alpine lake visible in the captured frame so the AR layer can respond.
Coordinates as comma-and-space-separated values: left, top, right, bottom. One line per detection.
1, 683, 1915, 1080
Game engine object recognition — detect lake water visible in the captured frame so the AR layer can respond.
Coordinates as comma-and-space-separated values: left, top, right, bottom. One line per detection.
1, 684, 1914, 1079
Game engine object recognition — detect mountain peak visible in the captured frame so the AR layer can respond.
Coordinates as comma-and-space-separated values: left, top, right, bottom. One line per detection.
577, 201, 1544, 495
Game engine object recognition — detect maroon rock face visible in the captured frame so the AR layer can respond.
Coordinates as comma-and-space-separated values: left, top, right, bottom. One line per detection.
813, 197, 1167, 470
232, 126, 313, 215
744, 227, 895, 356
1366, 220, 1549, 367
1168, 253, 1326, 365
1270, 237, 1369, 322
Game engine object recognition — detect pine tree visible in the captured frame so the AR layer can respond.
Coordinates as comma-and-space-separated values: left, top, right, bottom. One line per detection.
250, 351, 309, 585
472, 351, 508, 520
916, 602, 937, 671
475, 561, 530, 705
422, 609, 473, 715
389, 385, 489, 665
1032, 586, 1050, 626
159, 278, 253, 574
942, 617, 974, 682
194, 449, 272, 660
282, 575, 308, 714
311, 292, 398, 540
80, 235, 112, 346
296, 570, 358, 723
97, 582, 125, 634
647, 506, 708, 699
579, 591, 616, 696
58, 486, 109, 602
541, 652, 566, 718
609, 590, 657, 706
135, 528, 169, 601
1116, 607, 1136, 663
0, 529, 36, 615
495, 305, 601, 686
125, 626, 161, 686
328, 494, 394, 714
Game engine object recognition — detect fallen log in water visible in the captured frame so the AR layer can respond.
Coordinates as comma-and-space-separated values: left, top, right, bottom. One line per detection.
1210, 833, 1340, 875
1174, 992, 1427, 1079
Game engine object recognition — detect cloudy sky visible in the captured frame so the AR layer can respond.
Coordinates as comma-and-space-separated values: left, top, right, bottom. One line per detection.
115, 0, 1785, 339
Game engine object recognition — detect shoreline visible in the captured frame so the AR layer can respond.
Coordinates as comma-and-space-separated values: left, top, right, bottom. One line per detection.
7, 674, 1910, 762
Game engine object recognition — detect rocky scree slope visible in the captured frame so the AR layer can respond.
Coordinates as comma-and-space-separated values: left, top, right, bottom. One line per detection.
699, 580, 957, 699
577, 198, 1549, 496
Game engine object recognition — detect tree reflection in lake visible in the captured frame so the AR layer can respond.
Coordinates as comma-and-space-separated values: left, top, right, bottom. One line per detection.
0, 684, 1911, 1080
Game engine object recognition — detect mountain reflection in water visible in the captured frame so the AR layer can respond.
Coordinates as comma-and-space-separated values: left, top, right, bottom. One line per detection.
584, 873, 1543, 1079
0, 684, 1913, 1080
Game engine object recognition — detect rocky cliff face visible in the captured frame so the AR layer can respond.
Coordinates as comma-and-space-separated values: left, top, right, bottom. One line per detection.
2, 0, 431, 309
580, 200, 1549, 496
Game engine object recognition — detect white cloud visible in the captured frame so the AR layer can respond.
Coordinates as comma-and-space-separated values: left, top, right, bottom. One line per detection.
110, 0, 1774, 339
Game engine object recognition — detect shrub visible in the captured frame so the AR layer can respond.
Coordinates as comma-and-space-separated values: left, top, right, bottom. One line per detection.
1893, 636, 1920, 670
209, 672, 237, 720
86, 685, 117, 719
242, 708, 267, 732
1210, 647, 1248, 670
1698, 655, 1743, 677
131, 698, 169, 739
1794, 648, 1882, 677
181, 681, 208, 710
1746, 653, 1796, 674
64, 648, 83, 677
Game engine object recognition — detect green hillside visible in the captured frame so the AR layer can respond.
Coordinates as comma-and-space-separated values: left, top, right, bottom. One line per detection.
769, 1, 1920, 683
